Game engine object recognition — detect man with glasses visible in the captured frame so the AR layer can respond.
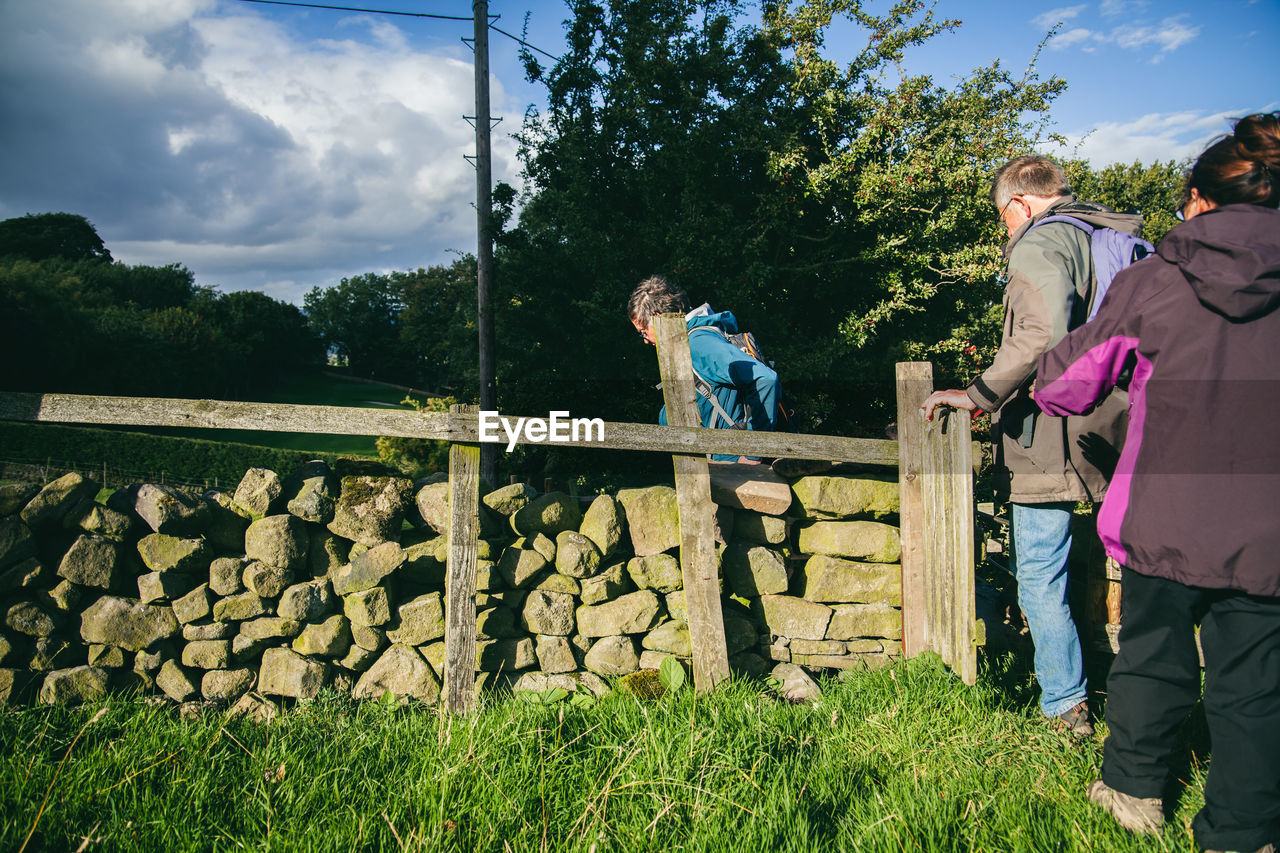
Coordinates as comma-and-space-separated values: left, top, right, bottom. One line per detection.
923, 155, 1144, 738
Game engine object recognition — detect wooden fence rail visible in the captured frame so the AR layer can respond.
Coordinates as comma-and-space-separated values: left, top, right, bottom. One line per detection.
0, 354, 978, 710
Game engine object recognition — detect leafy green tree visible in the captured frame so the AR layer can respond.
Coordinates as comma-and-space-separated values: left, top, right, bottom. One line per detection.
304, 273, 412, 380
1064, 159, 1185, 245
397, 258, 479, 397
498, 0, 1066, 442
0, 212, 112, 263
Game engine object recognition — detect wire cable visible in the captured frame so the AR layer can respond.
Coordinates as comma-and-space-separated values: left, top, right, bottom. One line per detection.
232, 0, 564, 60
234, 0, 472, 22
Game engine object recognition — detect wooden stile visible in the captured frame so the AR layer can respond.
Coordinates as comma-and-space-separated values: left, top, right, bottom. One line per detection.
919, 403, 978, 685
895, 362, 930, 658
652, 314, 731, 692
444, 404, 481, 714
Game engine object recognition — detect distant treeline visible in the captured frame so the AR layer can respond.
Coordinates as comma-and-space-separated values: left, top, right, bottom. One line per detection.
0, 213, 319, 401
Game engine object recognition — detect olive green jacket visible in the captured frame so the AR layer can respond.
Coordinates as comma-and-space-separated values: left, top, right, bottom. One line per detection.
966, 196, 1140, 503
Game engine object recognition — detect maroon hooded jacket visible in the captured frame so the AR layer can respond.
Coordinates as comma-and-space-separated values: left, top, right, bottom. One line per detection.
1034, 203, 1280, 597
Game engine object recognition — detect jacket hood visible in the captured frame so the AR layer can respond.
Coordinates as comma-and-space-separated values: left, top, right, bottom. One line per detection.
1157, 204, 1280, 320
686, 306, 739, 334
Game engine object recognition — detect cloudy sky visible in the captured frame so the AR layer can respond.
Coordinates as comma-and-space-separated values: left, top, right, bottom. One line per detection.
1, 0, 1275, 302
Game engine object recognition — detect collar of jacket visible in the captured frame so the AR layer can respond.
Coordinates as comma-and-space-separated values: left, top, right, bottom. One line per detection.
1003, 194, 1078, 259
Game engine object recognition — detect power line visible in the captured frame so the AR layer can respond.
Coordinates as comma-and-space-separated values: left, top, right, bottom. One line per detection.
234, 0, 471, 21
232, 0, 563, 60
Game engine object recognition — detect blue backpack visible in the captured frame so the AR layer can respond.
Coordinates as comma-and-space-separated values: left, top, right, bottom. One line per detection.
1029, 214, 1155, 324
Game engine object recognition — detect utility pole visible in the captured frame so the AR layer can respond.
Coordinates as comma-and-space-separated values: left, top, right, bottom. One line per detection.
472, 0, 498, 486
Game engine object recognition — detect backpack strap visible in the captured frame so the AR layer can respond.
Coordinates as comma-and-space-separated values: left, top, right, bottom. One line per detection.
687, 326, 749, 429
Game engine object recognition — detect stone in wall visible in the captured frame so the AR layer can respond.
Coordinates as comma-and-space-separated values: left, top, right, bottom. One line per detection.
0, 518, 37, 571
259, 647, 328, 699
797, 520, 901, 564
626, 554, 683, 594
202, 669, 256, 702
752, 595, 832, 641
39, 665, 109, 705
21, 473, 99, 530
794, 555, 902, 606
734, 511, 788, 545
616, 487, 679, 556
722, 543, 787, 597
579, 494, 625, 559
293, 615, 352, 658
234, 468, 283, 517
579, 560, 630, 605
497, 546, 548, 588
202, 491, 252, 553
244, 515, 308, 572
385, 593, 445, 645
132, 483, 209, 536
827, 603, 903, 641
577, 590, 663, 637
328, 467, 415, 546
243, 562, 293, 598
71, 502, 135, 541
331, 542, 404, 596
136, 534, 208, 575
584, 635, 639, 676
642, 621, 691, 657
790, 474, 899, 520
281, 461, 338, 524
482, 482, 537, 517
80, 595, 178, 652
59, 534, 123, 590
554, 531, 602, 579
511, 492, 581, 538
522, 590, 575, 636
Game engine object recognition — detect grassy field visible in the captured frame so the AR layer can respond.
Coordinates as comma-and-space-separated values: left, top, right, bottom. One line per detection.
0, 652, 1207, 853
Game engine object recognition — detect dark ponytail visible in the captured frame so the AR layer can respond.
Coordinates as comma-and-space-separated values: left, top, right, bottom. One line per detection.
1188, 112, 1280, 209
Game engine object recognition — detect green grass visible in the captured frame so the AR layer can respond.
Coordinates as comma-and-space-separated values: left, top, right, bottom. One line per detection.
0, 653, 1206, 852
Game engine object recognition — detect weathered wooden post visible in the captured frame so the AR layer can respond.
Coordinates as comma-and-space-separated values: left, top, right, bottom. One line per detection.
652, 314, 731, 691
895, 362, 930, 657
920, 385, 978, 685
444, 403, 481, 713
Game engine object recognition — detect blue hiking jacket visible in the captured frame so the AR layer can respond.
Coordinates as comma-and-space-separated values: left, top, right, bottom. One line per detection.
658, 308, 780, 461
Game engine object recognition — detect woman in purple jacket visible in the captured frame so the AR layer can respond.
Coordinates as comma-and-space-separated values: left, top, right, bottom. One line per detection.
1034, 112, 1280, 853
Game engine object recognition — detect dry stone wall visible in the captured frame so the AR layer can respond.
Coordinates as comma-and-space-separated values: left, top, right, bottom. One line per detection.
0, 460, 903, 709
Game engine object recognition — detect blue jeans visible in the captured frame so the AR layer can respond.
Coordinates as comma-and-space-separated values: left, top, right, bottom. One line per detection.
1011, 502, 1086, 718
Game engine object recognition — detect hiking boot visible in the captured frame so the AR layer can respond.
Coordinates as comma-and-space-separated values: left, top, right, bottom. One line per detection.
1202, 845, 1276, 853
1086, 780, 1163, 834
1052, 701, 1094, 738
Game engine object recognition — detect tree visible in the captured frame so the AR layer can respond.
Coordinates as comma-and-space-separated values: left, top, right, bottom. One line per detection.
0, 212, 112, 263
1064, 159, 1185, 245
303, 273, 411, 380
498, 0, 1066, 443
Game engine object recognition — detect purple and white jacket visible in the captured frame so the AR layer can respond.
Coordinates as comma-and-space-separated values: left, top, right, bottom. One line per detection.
1035, 203, 1280, 597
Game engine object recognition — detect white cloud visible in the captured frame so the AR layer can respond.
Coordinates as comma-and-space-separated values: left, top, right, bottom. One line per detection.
1099, 0, 1148, 16
1048, 27, 1096, 50
1109, 15, 1200, 56
1032, 5, 1088, 30
1043, 108, 1247, 166
0, 0, 521, 300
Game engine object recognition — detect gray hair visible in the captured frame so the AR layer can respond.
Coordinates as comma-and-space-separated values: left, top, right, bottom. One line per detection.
627, 275, 689, 326
990, 155, 1071, 209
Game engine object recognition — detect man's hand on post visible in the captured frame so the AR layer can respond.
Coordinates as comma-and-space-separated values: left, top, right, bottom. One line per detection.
921, 389, 978, 422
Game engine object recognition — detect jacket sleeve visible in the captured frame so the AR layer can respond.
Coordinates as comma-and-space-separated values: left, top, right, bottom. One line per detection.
967, 226, 1083, 413
1034, 265, 1145, 416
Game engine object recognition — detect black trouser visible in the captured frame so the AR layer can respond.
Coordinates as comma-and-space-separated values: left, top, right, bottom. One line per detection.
1102, 567, 1280, 851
